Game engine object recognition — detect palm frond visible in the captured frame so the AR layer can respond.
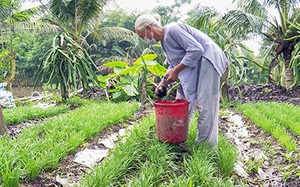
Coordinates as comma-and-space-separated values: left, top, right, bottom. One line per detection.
50, 0, 72, 23
86, 27, 135, 43
50, 0, 109, 32
237, 0, 267, 17
192, 6, 220, 31
224, 10, 264, 37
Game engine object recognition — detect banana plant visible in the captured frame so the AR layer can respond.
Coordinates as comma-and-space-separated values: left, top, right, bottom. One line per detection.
97, 54, 166, 103
35, 32, 99, 101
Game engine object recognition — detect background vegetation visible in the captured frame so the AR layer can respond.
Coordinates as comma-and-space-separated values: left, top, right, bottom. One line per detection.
0, 0, 298, 102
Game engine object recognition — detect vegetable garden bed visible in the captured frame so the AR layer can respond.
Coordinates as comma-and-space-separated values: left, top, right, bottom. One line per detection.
0, 100, 139, 187
1, 97, 300, 186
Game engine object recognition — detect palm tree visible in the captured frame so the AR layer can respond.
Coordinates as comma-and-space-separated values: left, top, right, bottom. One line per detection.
35, 0, 135, 100
224, 0, 300, 90
187, 5, 258, 101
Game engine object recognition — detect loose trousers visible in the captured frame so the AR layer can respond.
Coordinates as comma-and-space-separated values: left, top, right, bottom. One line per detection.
177, 58, 220, 147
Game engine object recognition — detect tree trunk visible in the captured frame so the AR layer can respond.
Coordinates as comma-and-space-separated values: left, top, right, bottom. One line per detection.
61, 84, 69, 101
283, 44, 294, 90
285, 66, 293, 90
140, 81, 147, 104
220, 67, 229, 102
5, 51, 16, 93
60, 59, 69, 101
139, 69, 148, 104
0, 106, 8, 135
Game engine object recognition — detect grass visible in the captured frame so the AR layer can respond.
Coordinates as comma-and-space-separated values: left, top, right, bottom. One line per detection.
217, 134, 239, 177
3, 96, 85, 125
3, 104, 69, 125
82, 113, 238, 187
252, 102, 300, 136
0, 100, 139, 187
236, 102, 297, 152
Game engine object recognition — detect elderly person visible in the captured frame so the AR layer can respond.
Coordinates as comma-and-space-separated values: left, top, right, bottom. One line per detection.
135, 14, 229, 147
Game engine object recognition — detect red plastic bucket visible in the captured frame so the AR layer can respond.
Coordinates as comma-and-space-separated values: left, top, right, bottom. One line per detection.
154, 99, 189, 143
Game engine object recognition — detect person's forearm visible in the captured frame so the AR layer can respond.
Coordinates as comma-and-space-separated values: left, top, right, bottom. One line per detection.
165, 63, 187, 83
173, 63, 187, 74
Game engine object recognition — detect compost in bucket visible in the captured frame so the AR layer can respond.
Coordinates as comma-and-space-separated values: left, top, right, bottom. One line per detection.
154, 99, 189, 143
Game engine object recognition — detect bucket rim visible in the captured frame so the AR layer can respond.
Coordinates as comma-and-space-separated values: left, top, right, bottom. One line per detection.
154, 99, 189, 107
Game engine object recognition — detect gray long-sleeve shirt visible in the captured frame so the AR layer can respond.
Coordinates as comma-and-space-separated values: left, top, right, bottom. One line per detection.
161, 22, 229, 103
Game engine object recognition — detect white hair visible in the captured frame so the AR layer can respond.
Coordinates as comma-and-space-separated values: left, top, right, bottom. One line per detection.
135, 14, 161, 31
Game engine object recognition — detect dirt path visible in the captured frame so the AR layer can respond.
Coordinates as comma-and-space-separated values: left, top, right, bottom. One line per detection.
220, 110, 300, 187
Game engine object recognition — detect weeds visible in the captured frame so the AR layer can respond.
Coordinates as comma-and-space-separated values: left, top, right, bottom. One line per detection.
246, 157, 264, 174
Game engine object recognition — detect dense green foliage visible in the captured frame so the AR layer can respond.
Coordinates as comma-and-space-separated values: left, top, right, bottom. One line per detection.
14, 34, 54, 86
98, 54, 167, 102
35, 32, 99, 100
0, 0, 299, 102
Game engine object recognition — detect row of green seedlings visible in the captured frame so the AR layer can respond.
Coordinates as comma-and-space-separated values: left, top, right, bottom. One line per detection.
0, 100, 139, 187
3, 97, 85, 125
81, 114, 240, 187
236, 102, 299, 152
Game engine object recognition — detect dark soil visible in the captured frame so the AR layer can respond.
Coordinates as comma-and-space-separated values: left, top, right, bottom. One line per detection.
228, 84, 300, 105
80, 84, 300, 105
13, 84, 300, 186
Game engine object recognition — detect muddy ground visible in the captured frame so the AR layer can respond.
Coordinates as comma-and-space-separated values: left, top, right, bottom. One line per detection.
228, 84, 300, 105
10, 84, 300, 186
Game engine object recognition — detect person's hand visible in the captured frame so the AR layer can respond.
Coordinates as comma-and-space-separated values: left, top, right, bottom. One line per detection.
164, 68, 179, 83
165, 63, 186, 83
155, 78, 168, 98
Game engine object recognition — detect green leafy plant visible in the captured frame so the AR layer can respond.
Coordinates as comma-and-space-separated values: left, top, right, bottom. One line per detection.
286, 20, 300, 86
35, 32, 99, 101
279, 164, 295, 181
0, 149, 23, 187
217, 135, 238, 177
246, 157, 264, 174
98, 54, 166, 102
